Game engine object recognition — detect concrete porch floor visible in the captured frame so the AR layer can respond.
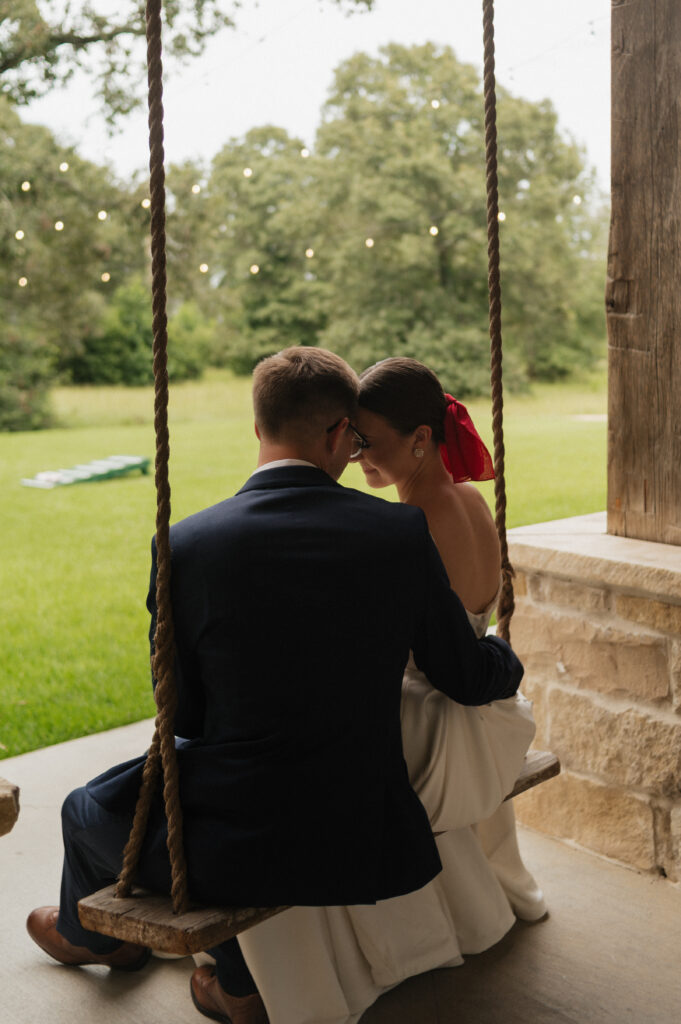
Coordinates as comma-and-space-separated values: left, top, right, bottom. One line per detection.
1, 721, 680, 1024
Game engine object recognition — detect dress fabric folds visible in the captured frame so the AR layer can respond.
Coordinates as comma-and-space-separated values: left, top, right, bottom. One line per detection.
206, 603, 544, 1024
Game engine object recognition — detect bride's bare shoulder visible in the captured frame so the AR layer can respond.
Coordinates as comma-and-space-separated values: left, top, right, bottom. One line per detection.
421, 481, 500, 611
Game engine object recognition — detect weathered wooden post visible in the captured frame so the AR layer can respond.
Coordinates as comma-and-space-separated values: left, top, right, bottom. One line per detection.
507, 0, 681, 882
607, 0, 681, 543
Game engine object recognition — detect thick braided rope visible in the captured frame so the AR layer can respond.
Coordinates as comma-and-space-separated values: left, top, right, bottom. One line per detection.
116, 0, 189, 914
482, 0, 514, 644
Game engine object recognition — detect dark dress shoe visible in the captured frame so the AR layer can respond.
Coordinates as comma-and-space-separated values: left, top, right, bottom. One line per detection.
26, 906, 151, 971
190, 965, 268, 1024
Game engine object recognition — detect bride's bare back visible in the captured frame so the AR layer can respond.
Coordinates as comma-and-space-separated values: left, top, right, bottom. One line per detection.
416, 481, 501, 615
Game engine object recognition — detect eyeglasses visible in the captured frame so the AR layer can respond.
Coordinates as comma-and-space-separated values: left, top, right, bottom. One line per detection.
326, 419, 370, 460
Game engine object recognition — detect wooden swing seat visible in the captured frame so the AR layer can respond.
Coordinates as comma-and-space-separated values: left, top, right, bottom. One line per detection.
77, 748, 560, 955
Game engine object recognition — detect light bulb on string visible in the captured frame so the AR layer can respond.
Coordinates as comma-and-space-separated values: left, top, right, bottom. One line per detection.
21, 181, 31, 192
250, 264, 260, 275
429, 225, 439, 236
101, 272, 111, 283
497, 211, 507, 222
365, 238, 375, 249
305, 248, 314, 258
97, 210, 108, 221
572, 195, 582, 206
15, 230, 24, 240
191, 183, 201, 194
54, 221, 64, 231
431, 100, 440, 109
18, 277, 28, 287
300, 148, 310, 159
59, 162, 69, 172
243, 167, 253, 178
199, 263, 209, 274
141, 198, 151, 209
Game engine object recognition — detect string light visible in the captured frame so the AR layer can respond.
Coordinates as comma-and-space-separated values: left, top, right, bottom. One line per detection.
18, 277, 28, 287
97, 210, 108, 221
572, 195, 582, 205
249, 264, 260, 274
365, 238, 375, 248
429, 225, 439, 236
498, 211, 507, 222
243, 167, 253, 178
141, 198, 151, 208
431, 99, 441, 109
54, 221, 64, 231
14, 230, 24, 240
191, 183, 201, 194
305, 248, 314, 258
21, 181, 31, 191
199, 263, 209, 273
101, 272, 111, 282
300, 148, 310, 158
59, 162, 69, 172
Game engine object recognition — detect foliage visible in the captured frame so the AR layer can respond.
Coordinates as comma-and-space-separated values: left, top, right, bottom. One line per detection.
0, 320, 52, 430
65, 279, 209, 385
311, 44, 607, 389
0, 1, 375, 123
165, 44, 607, 391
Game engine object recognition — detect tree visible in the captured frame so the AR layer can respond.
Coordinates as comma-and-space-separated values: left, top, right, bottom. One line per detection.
0, 1, 375, 123
193, 44, 606, 391
0, 94, 150, 426
309, 43, 606, 391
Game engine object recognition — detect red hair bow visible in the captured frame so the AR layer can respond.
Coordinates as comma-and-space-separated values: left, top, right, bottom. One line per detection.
439, 394, 495, 483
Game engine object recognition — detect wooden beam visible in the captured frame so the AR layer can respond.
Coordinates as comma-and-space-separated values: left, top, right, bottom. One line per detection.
607, 0, 681, 544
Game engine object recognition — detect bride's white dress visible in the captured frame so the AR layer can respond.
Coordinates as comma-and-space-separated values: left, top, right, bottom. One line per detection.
206, 602, 545, 1024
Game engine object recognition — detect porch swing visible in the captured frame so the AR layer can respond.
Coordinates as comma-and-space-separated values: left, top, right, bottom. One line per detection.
77, 0, 560, 956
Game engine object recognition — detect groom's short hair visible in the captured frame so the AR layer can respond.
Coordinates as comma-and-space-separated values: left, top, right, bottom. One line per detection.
253, 346, 359, 440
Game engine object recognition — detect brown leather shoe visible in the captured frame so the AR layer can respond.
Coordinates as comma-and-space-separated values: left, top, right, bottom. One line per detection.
26, 906, 150, 971
190, 965, 268, 1024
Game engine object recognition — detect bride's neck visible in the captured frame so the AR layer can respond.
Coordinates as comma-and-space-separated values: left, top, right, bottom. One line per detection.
396, 451, 452, 508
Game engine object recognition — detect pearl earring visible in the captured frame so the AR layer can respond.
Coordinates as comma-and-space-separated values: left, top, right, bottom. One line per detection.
414, 448, 424, 458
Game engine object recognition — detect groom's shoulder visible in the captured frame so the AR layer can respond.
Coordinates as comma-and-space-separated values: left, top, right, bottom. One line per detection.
337, 483, 428, 531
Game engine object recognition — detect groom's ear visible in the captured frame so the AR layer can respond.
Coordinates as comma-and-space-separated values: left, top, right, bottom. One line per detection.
254, 421, 261, 440
326, 416, 349, 453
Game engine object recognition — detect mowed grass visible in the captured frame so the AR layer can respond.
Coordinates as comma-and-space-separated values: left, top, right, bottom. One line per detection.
0, 368, 606, 758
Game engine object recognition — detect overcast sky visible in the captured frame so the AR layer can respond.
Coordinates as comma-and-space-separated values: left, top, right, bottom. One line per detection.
22, 0, 611, 189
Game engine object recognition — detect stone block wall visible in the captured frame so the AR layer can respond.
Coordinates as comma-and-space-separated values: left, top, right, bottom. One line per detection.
507, 513, 681, 882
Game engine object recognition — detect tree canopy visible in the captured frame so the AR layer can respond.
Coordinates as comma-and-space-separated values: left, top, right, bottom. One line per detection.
1, 39, 607, 429
166, 44, 607, 393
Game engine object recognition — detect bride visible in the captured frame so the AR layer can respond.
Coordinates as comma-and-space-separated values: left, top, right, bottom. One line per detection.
219, 358, 545, 1024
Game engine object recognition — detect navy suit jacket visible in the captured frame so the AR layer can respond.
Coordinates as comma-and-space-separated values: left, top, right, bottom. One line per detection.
87, 466, 523, 907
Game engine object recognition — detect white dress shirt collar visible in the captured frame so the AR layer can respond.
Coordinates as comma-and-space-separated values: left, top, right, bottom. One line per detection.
250, 459, 318, 477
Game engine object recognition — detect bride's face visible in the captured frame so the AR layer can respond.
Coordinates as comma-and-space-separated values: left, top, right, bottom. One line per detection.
353, 408, 416, 489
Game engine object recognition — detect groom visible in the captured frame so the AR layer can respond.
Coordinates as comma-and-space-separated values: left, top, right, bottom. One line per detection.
26, 346, 523, 1024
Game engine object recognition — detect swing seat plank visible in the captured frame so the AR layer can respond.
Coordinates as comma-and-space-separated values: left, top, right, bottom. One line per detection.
78, 749, 559, 955
78, 888, 289, 955
505, 749, 560, 801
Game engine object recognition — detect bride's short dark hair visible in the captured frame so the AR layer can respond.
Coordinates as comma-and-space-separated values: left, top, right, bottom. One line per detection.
358, 358, 447, 443
253, 346, 359, 439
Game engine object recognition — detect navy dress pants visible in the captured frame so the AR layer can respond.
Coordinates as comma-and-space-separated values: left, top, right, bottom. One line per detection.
56, 785, 257, 996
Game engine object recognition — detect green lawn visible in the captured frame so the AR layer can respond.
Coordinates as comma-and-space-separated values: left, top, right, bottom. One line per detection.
0, 369, 606, 759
